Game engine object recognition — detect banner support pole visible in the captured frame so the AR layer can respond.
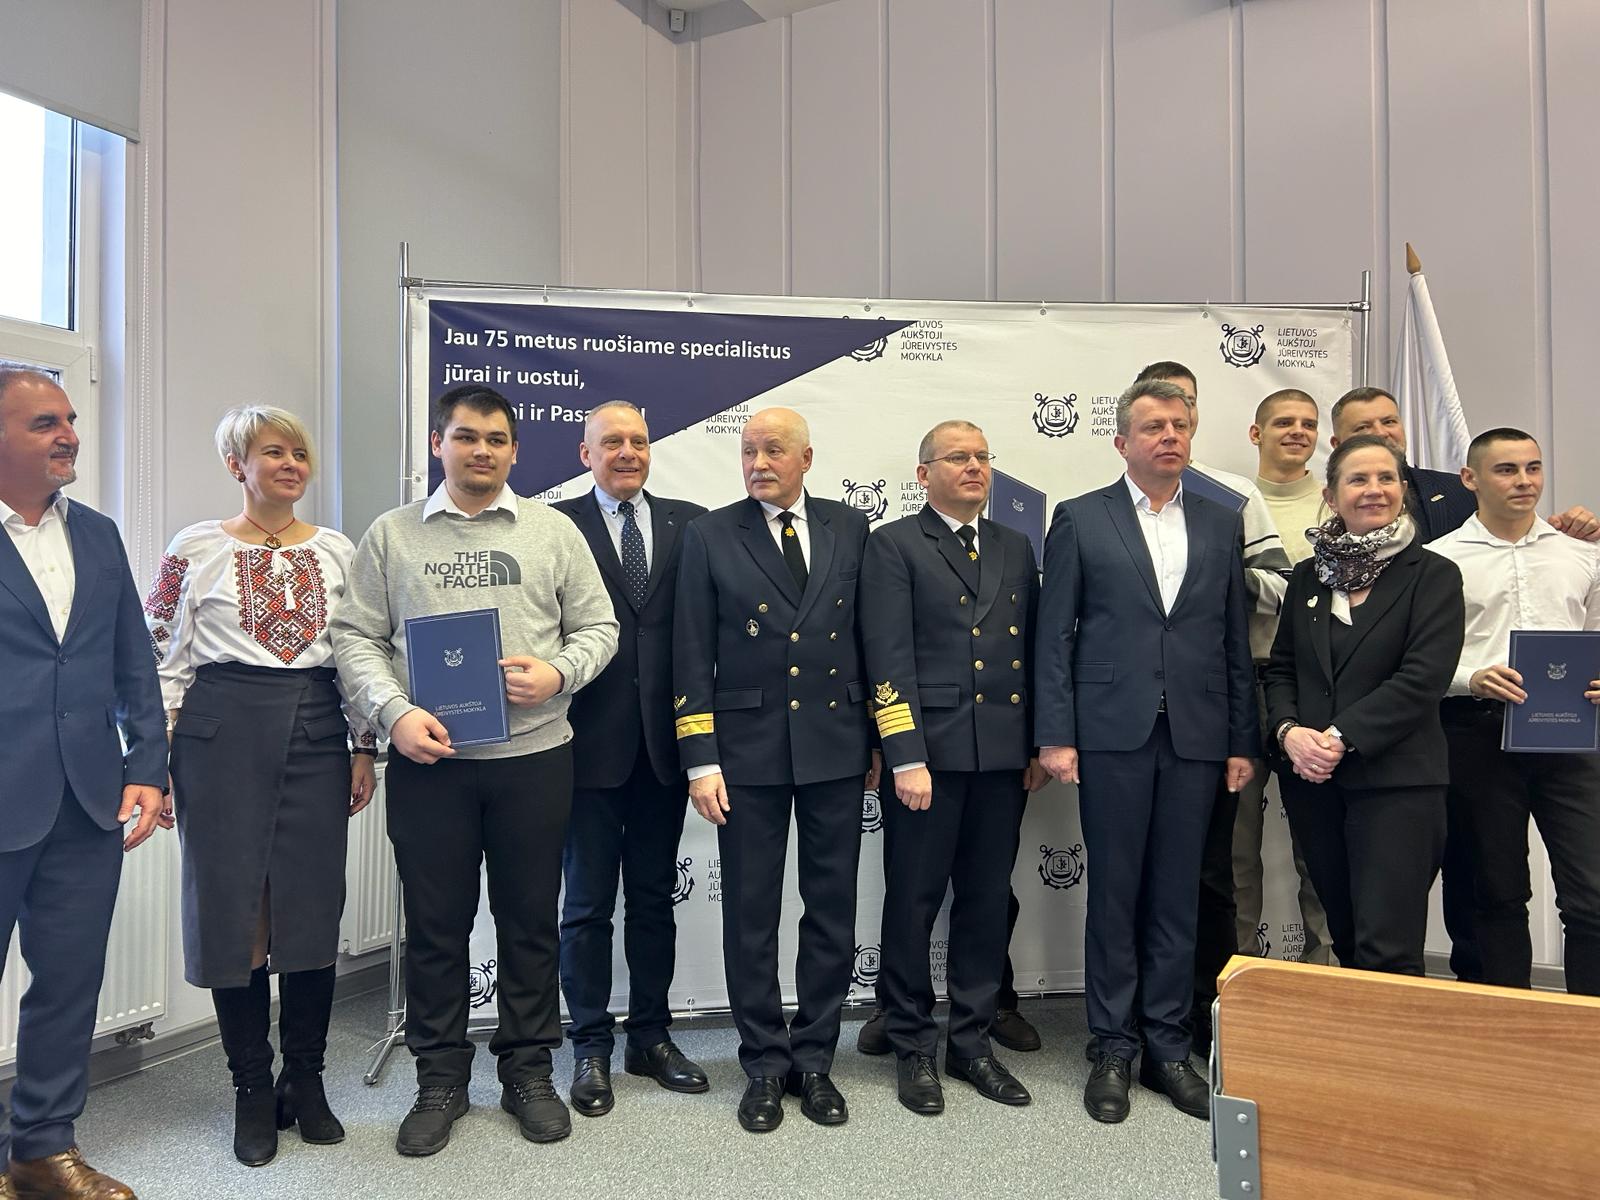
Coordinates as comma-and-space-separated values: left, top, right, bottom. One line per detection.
1358, 268, 1372, 385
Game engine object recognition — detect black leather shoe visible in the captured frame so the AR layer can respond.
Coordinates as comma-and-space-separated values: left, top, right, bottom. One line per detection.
1084, 1053, 1132, 1124
1139, 1056, 1211, 1120
856, 1006, 890, 1055
737, 1076, 785, 1133
785, 1071, 847, 1125
895, 1054, 944, 1116
625, 1039, 710, 1093
990, 1007, 1042, 1052
396, 1085, 469, 1156
570, 1056, 614, 1118
501, 1076, 571, 1143
945, 1054, 1031, 1106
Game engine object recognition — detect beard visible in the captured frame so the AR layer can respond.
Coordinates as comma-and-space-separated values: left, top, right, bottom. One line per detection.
46, 459, 77, 488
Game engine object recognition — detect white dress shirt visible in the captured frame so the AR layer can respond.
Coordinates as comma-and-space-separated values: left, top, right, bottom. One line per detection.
930, 505, 981, 557
758, 496, 811, 568
0, 492, 75, 641
593, 484, 652, 573
422, 481, 520, 522
1428, 514, 1600, 696
1123, 474, 1188, 614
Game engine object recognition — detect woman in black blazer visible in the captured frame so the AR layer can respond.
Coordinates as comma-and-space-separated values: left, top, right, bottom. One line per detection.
1264, 434, 1464, 975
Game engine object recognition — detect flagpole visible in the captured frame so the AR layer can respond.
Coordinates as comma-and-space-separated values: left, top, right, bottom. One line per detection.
1359, 269, 1371, 385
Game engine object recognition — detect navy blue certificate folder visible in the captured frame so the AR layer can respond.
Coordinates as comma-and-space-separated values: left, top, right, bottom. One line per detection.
404, 608, 511, 748
1181, 466, 1248, 514
1502, 630, 1600, 753
988, 469, 1046, 564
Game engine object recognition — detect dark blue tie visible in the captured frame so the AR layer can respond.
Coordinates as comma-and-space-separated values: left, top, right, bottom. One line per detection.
619, 500, 648, 606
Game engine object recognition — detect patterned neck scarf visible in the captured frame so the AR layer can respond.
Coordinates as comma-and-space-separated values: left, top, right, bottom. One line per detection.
1305, 511, 1415, 623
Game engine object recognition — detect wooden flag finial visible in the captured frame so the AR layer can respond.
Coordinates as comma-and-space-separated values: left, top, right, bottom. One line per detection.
1405, 242, 1422, 275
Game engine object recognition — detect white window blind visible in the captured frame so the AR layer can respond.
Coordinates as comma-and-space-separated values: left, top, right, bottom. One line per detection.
0, 1, 141, 141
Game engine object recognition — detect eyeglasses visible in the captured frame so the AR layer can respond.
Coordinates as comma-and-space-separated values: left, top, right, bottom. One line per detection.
921, 452, 996, 468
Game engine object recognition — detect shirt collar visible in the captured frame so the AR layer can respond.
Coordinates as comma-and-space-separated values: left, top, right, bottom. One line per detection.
423, 482, 519, 521
1123, 473, 1183, 513
593, 484, 647, 517
759, 495, 808, 524
0, 490, 69, 529
1455, 512, 1560, 547
928, 504, 979, 535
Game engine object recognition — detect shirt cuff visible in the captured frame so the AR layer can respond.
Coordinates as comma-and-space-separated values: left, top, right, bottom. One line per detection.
892, 761, 926, 774
686, 764, 721, 781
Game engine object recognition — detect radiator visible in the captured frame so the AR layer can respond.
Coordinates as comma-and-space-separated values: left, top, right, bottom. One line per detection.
339, 761, 398, 958
0, 831, 173, 1068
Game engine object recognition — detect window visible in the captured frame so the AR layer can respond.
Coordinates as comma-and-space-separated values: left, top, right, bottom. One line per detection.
0, 91, 75, 330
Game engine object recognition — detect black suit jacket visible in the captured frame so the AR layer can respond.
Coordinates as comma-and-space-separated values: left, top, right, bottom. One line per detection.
860, 505, 1038, 773
1264, 538, 1464, 789
672, 493, 872, 787
1406, 464, 1476, 544
553, 488, 706, 788
1033, 480, 1258, 761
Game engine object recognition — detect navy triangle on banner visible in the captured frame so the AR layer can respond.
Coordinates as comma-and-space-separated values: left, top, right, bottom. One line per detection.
427, 300, 915, 496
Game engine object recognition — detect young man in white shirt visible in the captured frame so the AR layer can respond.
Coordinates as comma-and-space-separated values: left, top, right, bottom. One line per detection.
1429, 428, 1600, 995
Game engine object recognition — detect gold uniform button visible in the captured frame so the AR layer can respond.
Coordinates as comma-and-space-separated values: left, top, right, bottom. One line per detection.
829, 631, 838, 641
1012, 659, 1022, 670
1010, 693, 1021, 704
789, 666, 800, 677
789, 699, 800, 710
828, 700, 838, 710
1010, 593, 1017, 603
974, 660, 985, 671
971, 627, 981, 637
959, 595, 968, 605
790, 632, 800, 642
975, 693, 985, 704
1009, 625, 1019, 636
836, 598, 844, 607
758, 603, 769, 613
829, 668, 838, 677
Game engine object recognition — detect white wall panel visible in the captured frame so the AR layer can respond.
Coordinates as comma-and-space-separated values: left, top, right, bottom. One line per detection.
1110, 0, 1236, 302
698, 18, 787, 294
791, 0, 883, 298
994, 0, 1109, 301
886, 0, 990, 299
1386, 0, 1539, 437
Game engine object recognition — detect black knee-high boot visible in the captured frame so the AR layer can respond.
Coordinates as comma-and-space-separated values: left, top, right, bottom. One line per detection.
276, 964, 344, 1144
212, 965, 277, 1166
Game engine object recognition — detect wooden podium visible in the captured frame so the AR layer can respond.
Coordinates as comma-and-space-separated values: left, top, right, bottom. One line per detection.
1211, 956, 1600, 1199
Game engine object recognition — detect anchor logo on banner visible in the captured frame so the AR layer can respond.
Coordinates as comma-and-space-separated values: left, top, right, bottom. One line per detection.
671, 858, 695, 905
468, 959, 497, 1008
842, 479, 889, 523
1038, 843, 1085, 890
851, 944, 882, 990
1255, 923, 1273, 957
844, 315, 890, 362
1032, 392, 1079, 437
860, 789, 884, 834
1219, 323, 1268, 368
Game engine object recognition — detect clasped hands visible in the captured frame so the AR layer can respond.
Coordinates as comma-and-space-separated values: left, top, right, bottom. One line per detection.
1282, 726, 1343, 784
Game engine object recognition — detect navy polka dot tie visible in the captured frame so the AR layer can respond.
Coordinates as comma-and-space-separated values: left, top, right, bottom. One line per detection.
619, 500, 648, 606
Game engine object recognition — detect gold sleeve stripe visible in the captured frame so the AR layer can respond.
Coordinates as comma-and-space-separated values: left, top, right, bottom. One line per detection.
674, 714, 714, 739
874, 702, 915, 737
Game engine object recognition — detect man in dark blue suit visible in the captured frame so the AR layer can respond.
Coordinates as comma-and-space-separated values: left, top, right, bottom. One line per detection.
860, 419, 1046, 1117
1329, 385, 1600, 986
553, 401, 707, 1118
673, 407, 879, 1133
0, 369, 167, 1200
1036, 378, 1257, 1125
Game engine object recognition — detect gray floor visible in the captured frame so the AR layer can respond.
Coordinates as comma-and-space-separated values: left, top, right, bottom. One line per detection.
73, 991, 1221, 1200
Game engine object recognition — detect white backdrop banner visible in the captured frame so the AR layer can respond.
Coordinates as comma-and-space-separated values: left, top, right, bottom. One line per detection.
400, 287, 1358, 1021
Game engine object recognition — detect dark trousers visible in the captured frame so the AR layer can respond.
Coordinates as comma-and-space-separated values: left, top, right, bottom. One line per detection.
1442, 807, 1483, 982
1279, 775, 1444, 976
0, 790, 123, 1161
1079, 715, 1219, 1062
1193, 778, 1240, 1009
997, 887, 1022, 1010
1444, 701, 1600, 994
719, 776, 862, 1078
559, 746, 690, 1057
880, 770, 1025, 1060
386, 744, 572, 1086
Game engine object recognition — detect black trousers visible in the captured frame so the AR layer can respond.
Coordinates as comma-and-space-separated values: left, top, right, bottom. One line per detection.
880, 770, 1025, 1060
1279, 774, 1443, 976
997, 887, 1022, 1010
0, 790, 122, 1162
1193, 777, 1240, 1010
559, 745, 690, 1057
719, 776, 862, 1078
1444, 701, 1600, 994
1079, 715, 1219, 1062
386, 744, 572, 1086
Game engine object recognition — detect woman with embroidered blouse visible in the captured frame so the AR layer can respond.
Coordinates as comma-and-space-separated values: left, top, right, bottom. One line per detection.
144, 406, 376, 1167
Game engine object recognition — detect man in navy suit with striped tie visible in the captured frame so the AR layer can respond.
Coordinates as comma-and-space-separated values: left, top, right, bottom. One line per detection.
553, 401, 708, 1118
0, 368, 167, 1200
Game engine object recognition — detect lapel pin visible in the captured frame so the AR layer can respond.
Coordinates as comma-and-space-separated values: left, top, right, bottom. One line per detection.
1430, 493, 1444, 503
1307, 595, 1319, 608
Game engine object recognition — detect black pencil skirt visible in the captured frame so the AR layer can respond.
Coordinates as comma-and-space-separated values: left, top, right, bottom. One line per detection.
171, 662, 352, 988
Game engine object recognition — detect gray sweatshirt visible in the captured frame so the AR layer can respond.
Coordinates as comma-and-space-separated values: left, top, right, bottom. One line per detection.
331, 488, 619, 759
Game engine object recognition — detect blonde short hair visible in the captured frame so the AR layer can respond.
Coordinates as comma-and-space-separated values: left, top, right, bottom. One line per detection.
214, 406, 315, 475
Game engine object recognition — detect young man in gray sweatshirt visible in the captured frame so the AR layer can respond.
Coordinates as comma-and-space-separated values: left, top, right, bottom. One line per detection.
332, 385, 618, 1155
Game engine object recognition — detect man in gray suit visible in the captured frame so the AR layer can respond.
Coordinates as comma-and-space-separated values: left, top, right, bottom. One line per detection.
1035, 378, 1257, 1125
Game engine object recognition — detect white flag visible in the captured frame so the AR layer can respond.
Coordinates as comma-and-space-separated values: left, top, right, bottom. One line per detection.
1392, 271, 1470, 471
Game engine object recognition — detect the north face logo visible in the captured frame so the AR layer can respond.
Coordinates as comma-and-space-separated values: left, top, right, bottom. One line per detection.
424, 549, 522, 589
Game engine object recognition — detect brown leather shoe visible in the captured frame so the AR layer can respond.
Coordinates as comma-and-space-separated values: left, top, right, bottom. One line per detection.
8, 1148, 135, 1199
